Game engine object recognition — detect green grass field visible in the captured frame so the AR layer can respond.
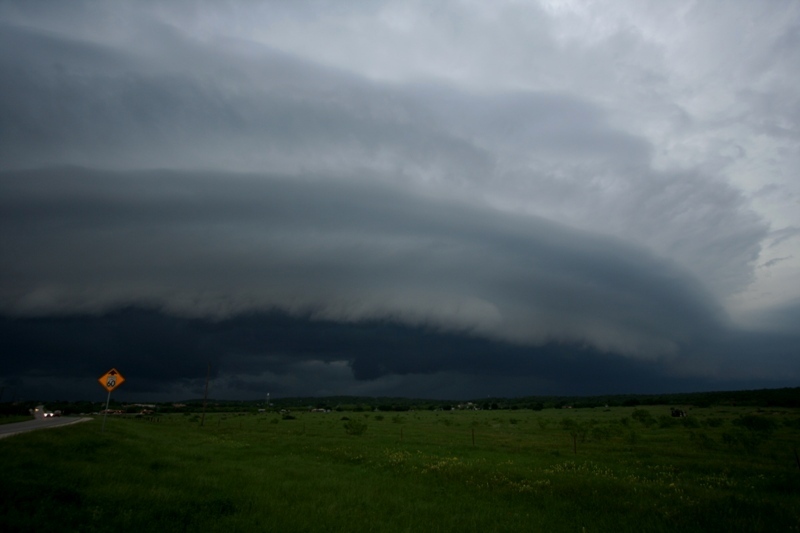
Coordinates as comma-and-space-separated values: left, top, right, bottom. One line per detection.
0, 414, 33, 425
1, 406, 799, 532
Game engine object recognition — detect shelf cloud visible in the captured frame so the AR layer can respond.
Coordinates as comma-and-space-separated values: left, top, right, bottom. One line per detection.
1, 1, 798, 400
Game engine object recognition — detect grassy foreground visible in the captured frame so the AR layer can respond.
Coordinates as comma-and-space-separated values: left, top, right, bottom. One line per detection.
0, 414, 33, 425
1, 406, 799, 532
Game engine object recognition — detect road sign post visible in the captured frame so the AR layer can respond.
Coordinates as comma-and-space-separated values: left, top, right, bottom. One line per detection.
102, 390, 111, 433
98, 368, 125, 433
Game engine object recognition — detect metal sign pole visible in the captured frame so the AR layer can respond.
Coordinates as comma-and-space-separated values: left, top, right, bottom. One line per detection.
102, 389, 111, 433
200, 363, 210, 427
97, 368, 126, 433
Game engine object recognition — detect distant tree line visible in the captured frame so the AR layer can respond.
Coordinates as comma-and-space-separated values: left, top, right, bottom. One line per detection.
3, 387, 797, 415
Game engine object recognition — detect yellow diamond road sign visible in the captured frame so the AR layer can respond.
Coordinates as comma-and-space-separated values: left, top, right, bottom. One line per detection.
99, 368, 125, 393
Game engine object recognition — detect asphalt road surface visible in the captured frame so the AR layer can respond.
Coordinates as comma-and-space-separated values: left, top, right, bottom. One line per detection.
0, 416, 93, 440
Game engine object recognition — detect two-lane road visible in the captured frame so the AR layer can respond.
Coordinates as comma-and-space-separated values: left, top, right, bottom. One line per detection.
0, 416, 93, 440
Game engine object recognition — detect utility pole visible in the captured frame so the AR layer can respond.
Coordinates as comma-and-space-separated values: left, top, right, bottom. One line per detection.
200, 363, 210, 427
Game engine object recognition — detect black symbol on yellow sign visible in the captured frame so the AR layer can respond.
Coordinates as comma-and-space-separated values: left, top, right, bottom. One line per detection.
98, 368, 125, 392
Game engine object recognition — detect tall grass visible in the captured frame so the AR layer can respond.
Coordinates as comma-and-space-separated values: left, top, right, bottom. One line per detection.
1, 406, 798, 532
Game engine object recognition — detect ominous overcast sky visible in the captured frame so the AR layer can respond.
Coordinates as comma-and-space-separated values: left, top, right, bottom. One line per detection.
1, 1, 799, 402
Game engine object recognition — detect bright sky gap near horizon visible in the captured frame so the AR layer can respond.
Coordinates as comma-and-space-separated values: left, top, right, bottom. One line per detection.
0, 1, 798, 402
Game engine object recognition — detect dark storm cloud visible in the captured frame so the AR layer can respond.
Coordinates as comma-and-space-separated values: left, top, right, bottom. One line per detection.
0, 166, 723, 358
0, 8, 769, 301
0, 2, 797, 401
0, 18, 491, 182
740, 299, 800, 334
2, 308, 797, 402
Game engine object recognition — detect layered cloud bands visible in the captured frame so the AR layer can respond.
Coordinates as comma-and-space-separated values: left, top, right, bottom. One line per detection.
1, 167, 721, 359
0, 9, 769, 300
0, 1, 797, 399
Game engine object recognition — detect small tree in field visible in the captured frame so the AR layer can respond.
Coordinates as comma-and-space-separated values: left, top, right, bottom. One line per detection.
560, 419, 588, 454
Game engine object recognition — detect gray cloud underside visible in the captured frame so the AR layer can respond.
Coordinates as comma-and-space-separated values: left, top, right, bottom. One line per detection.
1, 167, 722, 359
1, 308, 796, 402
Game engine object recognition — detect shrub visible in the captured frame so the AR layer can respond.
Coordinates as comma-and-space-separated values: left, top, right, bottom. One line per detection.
590, 425, 612, 441
631, 409, 656, 427
734, 415, 777, 434
703, 417, 725, 428
689, 431, 715, 450
722, 429, 767, 454
784, 418, 800, 429
343, 418, 368, 436
657, 415, 677, 428
681, 417, 700, 428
